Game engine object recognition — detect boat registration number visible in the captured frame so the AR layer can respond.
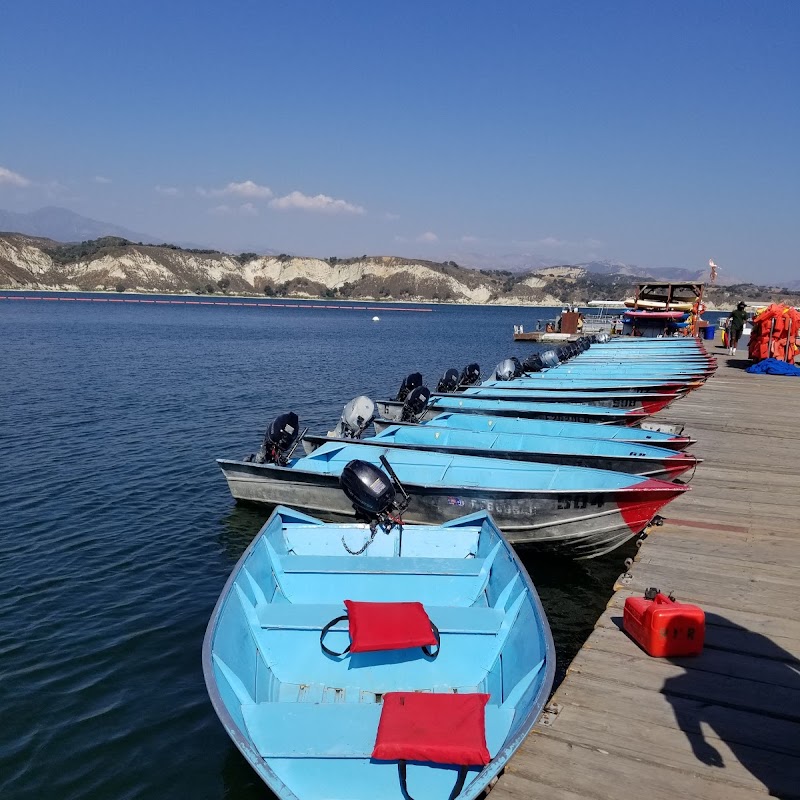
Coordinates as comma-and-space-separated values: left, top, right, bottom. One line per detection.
557, 493, 606, 510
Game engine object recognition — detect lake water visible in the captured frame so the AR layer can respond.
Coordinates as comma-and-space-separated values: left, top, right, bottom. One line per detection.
0, 293, 711, 800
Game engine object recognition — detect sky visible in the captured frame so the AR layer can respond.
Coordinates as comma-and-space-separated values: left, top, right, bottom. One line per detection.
1, 0, 798, 280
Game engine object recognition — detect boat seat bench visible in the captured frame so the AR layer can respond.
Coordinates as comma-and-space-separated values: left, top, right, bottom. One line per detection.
241, 701, 514, 759
277, 555, 484, 576
257, 603, 504, 635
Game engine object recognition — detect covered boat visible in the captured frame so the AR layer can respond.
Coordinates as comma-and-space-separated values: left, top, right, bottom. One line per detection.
376, 396, 650, 426
303, 424, 699, 479
373, 412, 696, 450
478, 377, 699, 393
434, 387, 680, 413
217, 440, 688, 556
203, 504, 555, 800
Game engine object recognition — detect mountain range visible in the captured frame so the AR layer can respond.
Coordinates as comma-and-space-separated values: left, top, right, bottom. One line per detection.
1, 206, 789, 292
0, 207, 158, 246
2, 230, 797, 310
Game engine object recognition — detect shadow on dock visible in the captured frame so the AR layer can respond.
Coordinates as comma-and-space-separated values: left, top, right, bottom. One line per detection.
610, 612, 800, 798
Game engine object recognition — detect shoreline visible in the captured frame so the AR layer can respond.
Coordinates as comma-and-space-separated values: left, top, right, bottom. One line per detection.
0, 286, 744, 312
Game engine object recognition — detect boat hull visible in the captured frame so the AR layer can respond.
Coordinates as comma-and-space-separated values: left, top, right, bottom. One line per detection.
373, 415, 696, 450
218, 460, 684, 558
302, 434, 698, 480
376, 399, 646, 426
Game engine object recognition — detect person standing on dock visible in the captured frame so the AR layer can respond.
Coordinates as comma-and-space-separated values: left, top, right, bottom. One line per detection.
727, 301, 748, 355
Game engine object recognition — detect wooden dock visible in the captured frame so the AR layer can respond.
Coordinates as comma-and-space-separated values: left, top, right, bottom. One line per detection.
491, 353, 800, 800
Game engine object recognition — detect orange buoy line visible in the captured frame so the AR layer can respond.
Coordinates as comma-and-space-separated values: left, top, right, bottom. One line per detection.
0, 293, 433, 313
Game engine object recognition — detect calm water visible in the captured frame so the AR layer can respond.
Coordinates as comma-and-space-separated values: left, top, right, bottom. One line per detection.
0, 295, 642, 800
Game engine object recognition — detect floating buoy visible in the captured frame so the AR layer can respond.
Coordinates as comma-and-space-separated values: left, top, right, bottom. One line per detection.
372, 316, 380, 321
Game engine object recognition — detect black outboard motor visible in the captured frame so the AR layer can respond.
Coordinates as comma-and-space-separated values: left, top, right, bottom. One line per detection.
511, 356, 525, 377
395, 372, 423, 402
494, 359, 517, 381
556, 346, 571, 362
339, 457, 410, 545
436, 368, 460, 393
522, 353, 545, 372
255, 412, 303, 465
340, 460, 397, 519
401, 385, 430, 422
458, 363, 481, 387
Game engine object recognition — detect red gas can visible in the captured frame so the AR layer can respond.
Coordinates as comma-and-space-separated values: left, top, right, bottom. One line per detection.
623, 589, 705, 657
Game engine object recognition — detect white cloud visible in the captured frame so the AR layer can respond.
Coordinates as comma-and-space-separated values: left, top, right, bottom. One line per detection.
209, 204, 233, 216
94, 175, 112, 184
269, 190, 365, 215
0, 166, 31, 187
383, 212, 401, 221
198, 179, 273, 199
417, 231, 438, 243
461, 235, 480, 243
239, 202, 258, 216
155, 185, 182, 197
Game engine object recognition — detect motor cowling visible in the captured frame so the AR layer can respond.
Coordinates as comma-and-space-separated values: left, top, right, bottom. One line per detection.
459, 363, 481, 387
494, 358, 516, 381
522, 353, 545, 372
436, 368, 460, 393
396, 372, 423, 402
540, 349, 560, 368
336, 396, 375, 438
259, 412, 300, 465
339, 460, 396, 517
510, 356, 525, 377
402, 386, 430, 421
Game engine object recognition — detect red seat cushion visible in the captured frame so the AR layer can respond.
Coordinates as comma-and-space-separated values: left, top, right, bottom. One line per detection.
372, 692, 491, 766
345, 600, 437, 653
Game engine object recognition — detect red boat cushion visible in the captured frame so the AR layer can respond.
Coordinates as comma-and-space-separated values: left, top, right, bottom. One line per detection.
345, 600, 437, 653
372, 692, 491, 766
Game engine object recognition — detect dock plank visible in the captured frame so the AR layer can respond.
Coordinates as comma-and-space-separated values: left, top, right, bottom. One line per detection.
491, 350, 800, 800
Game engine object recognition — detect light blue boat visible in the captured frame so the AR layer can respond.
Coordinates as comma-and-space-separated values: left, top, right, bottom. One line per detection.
376, 396, 650, 425
303, 424, 699, 479
440, 387, 679, 414
374, 412, 696, 450
479, 377, 697, 393
203, 506, 555, 800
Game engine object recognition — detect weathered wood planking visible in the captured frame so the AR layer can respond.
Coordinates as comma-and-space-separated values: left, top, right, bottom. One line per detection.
491, 350, 800, 800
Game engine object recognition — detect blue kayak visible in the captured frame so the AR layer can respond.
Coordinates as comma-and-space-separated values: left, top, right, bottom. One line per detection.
203, 506, 555, 800
375, 412, 696, 450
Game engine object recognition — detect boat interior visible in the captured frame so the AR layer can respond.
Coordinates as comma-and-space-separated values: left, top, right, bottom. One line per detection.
206, 507, 553, 800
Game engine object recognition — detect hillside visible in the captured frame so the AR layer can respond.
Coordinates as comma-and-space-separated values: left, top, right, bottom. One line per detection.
1, 233, 797, 309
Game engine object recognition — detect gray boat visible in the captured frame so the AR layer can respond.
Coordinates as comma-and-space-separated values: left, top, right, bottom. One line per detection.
218, 428, 687, 558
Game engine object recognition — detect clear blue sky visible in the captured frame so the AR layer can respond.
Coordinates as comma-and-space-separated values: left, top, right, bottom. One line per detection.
1, 0, 798, 280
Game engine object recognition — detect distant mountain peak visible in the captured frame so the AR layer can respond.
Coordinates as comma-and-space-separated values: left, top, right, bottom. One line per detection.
0, 206, 158, 245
